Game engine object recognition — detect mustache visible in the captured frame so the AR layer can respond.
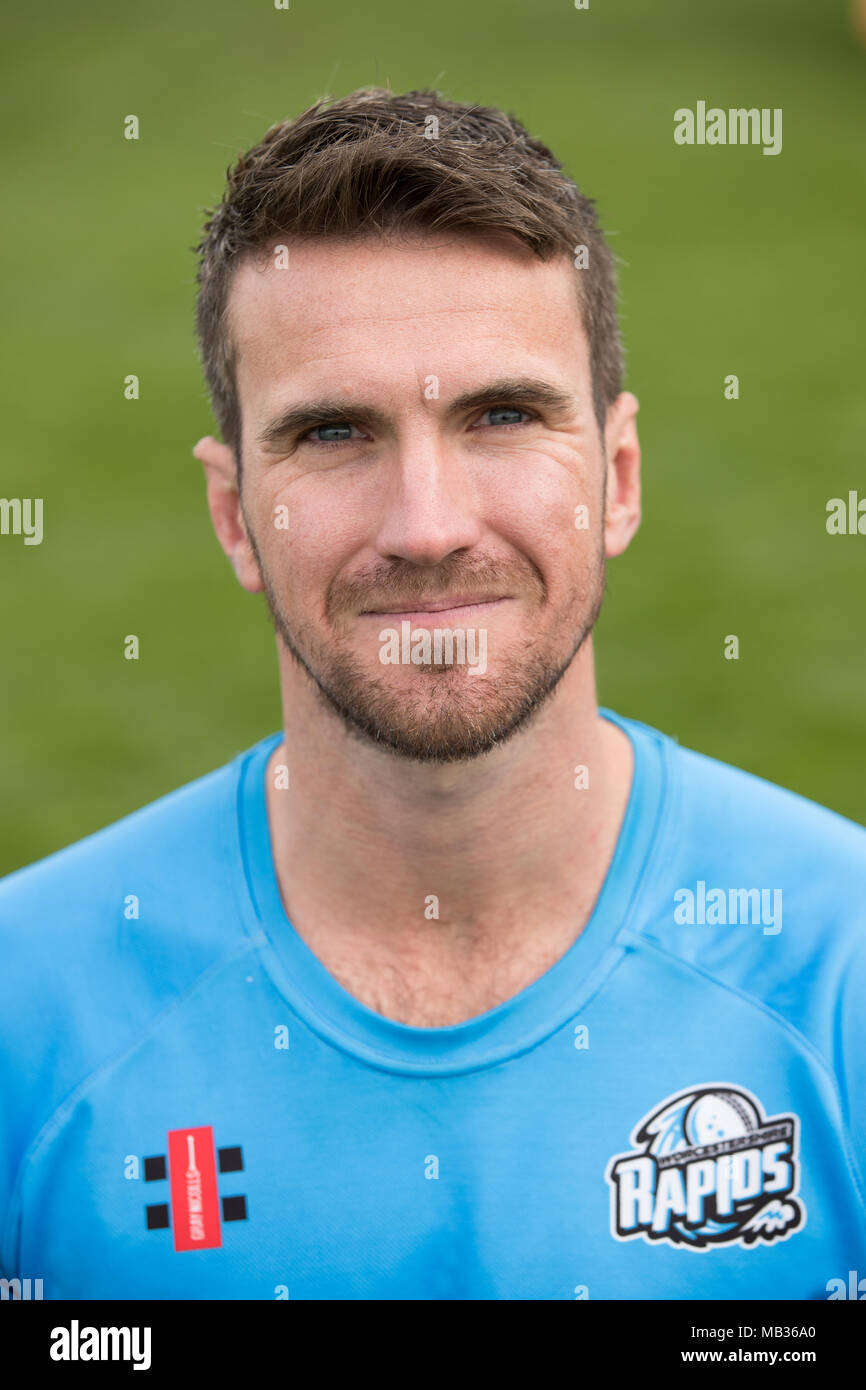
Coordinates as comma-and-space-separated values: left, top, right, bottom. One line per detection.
326, 556, 545, 620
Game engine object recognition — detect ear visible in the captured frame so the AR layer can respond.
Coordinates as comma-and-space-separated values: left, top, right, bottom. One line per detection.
602, 392, 641, 559
193, 435, 264, 594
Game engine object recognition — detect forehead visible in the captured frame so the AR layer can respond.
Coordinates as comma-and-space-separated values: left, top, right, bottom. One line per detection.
227, 233, 588, 415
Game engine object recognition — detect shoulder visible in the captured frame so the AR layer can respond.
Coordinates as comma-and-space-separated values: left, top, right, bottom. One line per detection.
0, 746, 250, 946
619, 712, 866, 1077
0, 738, 272, 1212
672, 732, 866, 886
615, 710, 866, 903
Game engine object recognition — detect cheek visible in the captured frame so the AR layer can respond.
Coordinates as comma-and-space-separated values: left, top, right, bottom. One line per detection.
484, 434, 600, 512
253, 460, 380, 539
476, 454, 602, 579
248, 476, 367, 608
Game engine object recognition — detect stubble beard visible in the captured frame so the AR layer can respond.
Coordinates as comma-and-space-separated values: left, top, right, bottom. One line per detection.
245, 521, 606, 765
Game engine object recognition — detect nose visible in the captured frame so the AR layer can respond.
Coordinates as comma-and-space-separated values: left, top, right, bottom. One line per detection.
372, 432, 485, 567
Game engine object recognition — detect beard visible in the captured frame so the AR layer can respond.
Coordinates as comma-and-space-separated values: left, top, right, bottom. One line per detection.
246, 522, 606, 765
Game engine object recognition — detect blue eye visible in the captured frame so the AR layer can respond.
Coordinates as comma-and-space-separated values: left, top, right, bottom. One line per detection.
484, 407, 529, 427
308, 423, 356, 442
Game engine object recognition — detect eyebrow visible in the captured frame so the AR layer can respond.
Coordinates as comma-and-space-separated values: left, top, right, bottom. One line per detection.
255, 377, 577, 448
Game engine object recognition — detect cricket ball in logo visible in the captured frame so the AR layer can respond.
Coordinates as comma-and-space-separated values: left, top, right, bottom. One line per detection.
605, 1084, 806, 1250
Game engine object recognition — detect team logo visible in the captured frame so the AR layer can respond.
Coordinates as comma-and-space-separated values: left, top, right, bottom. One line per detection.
606, 1084, 805, 1250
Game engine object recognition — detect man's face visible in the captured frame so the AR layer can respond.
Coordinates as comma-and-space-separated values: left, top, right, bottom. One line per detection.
218, 232, 637, 762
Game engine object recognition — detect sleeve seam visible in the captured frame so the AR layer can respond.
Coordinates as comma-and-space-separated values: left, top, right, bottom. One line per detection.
0, 933, 262, 1274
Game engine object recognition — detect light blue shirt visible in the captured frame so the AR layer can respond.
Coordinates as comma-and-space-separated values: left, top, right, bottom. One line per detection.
1, 710, 864, 1298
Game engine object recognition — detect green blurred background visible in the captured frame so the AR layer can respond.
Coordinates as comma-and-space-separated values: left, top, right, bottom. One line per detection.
2, 0, 864, 874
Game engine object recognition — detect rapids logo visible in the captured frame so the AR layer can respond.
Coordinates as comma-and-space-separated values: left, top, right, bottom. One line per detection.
606, 1084, 805, 1250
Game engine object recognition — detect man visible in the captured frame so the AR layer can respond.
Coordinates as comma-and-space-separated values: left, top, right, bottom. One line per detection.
1, 88, 864, 1301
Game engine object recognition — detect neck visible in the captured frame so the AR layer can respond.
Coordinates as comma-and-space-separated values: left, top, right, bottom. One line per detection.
264, 638, 634, 1025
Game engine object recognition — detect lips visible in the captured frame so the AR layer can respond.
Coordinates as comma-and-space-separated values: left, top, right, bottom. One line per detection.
361, 595, 506, 616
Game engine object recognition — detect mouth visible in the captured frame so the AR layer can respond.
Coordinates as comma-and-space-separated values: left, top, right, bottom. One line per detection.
360, 597, 510, 624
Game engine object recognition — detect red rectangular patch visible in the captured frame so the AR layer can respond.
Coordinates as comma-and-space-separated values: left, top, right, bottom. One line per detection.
167, 1125, 222, 1252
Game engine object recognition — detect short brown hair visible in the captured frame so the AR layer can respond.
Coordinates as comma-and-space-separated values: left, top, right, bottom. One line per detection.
194, 87, 624, 457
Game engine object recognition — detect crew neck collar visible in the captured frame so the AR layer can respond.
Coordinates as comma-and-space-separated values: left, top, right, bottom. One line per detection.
233, 708, 671, 1076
